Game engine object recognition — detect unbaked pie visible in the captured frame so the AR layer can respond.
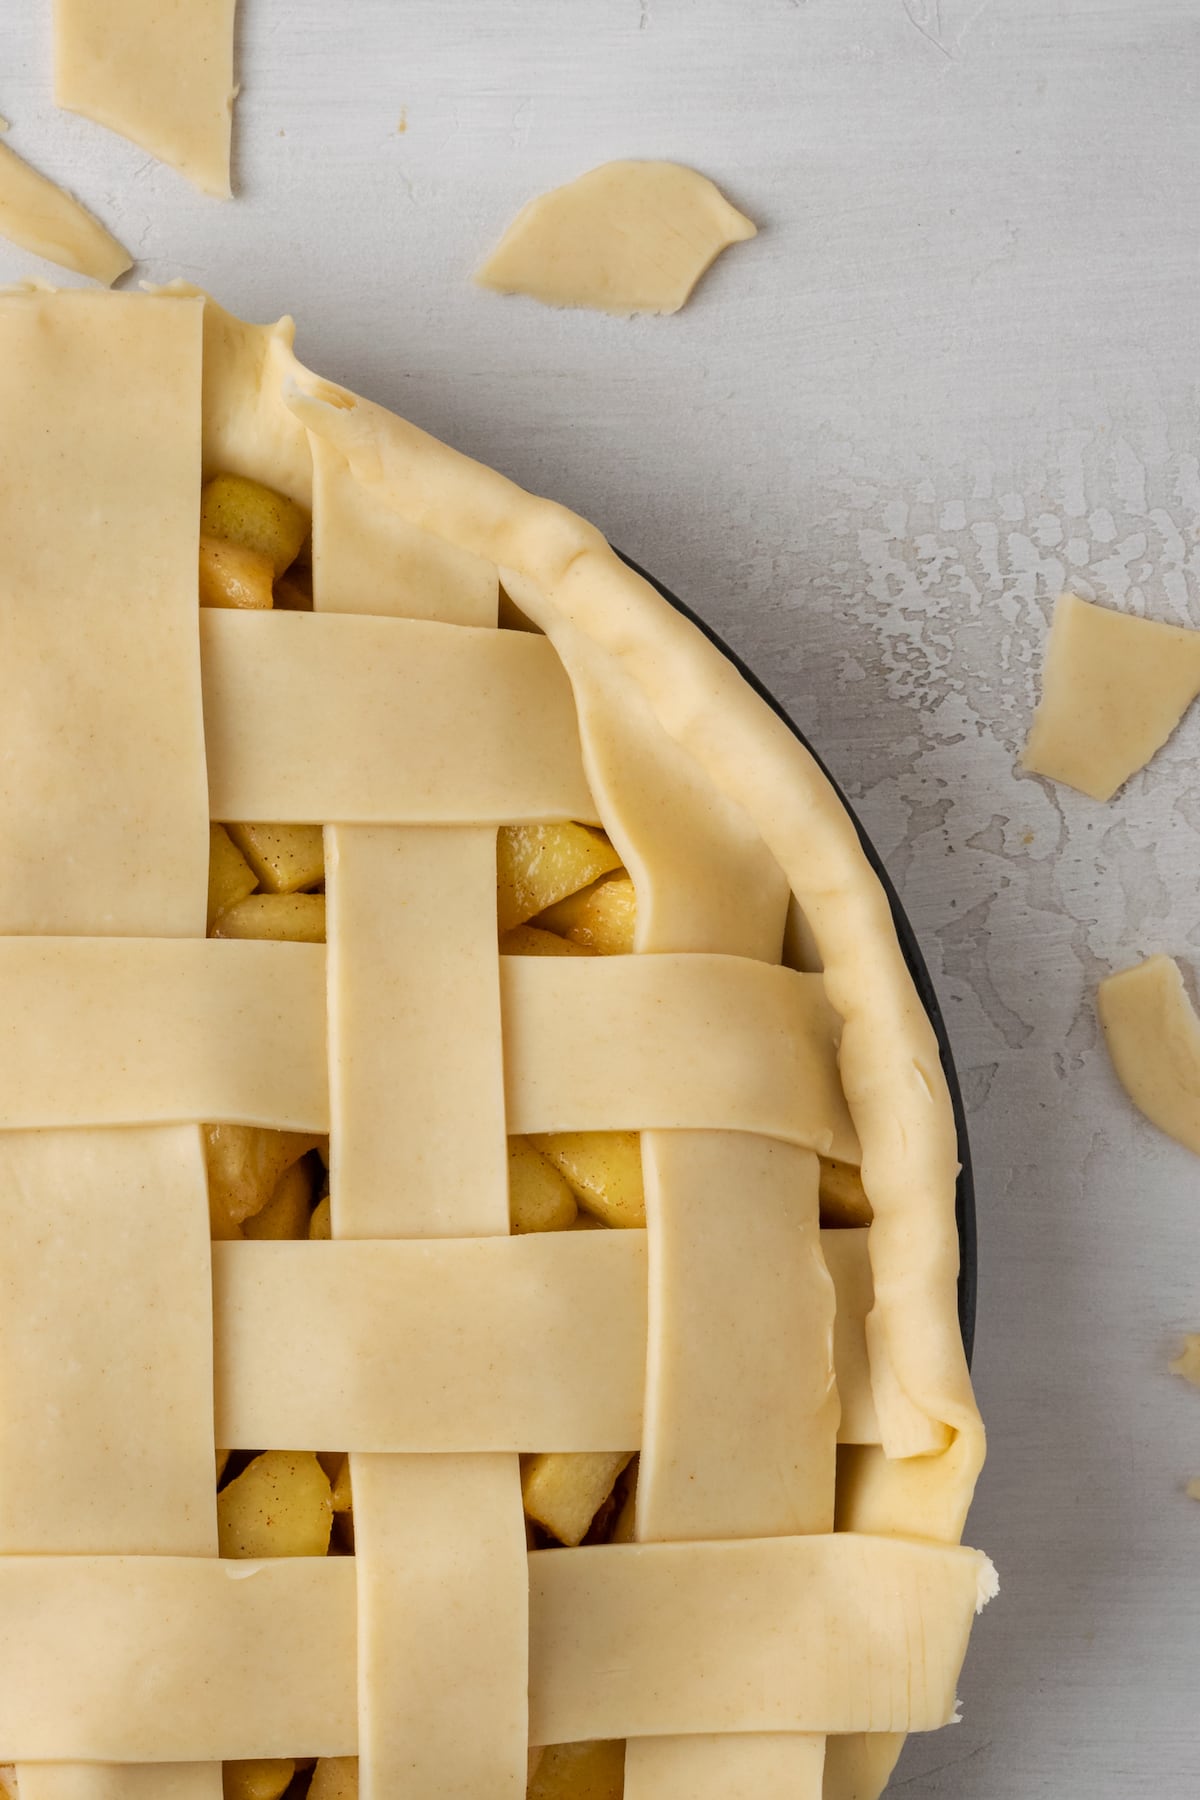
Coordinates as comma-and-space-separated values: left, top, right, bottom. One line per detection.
0, 287, 991, 1800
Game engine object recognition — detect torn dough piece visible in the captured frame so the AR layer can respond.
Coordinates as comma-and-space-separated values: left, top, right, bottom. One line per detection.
1188, 1479, 1200, 1502
54, 0, 238, 198
1098, 955, 1200, 1157
475, 160, 756, 316
1170, 1336, 1200, 1387
1023, 592, 1200, 800
0, 139, 130, 284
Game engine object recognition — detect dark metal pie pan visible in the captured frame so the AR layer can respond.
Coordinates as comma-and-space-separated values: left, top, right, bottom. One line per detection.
622, 557, 977, 1364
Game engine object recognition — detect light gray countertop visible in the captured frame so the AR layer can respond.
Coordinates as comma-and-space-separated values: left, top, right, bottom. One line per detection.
4, 2, 1198, 1793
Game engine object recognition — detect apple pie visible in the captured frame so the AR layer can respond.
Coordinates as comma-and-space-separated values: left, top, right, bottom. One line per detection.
0, 286, 991, 1800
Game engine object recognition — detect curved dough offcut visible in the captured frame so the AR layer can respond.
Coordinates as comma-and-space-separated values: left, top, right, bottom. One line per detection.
0, 140, 130, 284
1098, 954, 1200, 1156
475, 160, 756, 315
1023, 592, 1200, 800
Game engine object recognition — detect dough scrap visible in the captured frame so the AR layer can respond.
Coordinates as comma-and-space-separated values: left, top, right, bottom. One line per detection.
475, 160, 756, 316
0, 139, 130, 284
1170, 1335, 1200, 1387
54, 0, 238, 198
1023, 592, 1200, 800
1097, 955, 1200, 1156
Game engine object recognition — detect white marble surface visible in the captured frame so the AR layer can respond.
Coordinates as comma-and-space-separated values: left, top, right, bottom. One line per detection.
4, 1, 1199, 1793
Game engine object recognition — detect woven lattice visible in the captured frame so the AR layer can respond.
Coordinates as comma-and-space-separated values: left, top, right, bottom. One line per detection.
0, 290, 989, 1800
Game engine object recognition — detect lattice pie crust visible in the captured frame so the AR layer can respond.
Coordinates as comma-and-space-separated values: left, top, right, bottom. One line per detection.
0, 288, 990, 1800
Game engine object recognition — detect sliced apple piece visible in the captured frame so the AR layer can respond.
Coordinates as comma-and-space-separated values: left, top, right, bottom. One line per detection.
221, 1761, 294, 1800
530, 1131, 645, 1228
201, 473, 309, 576
199, 535, 274, 610
216, 1450, 332, 1558
226, 821, 325, 894
212, 892, 326, 943
203, 1124, 323, 1239
242, 1157, 315, 1240
508, 1136, 578, 1233
308, 1760, 358, 1800
818, 1155, 872, 1227
536, 872, 636, 955
500, 923, 595, 958
521, 1451, 633, 1547
207, 823, 258, 933
527, 1740, 625, 1800
496, 823, 622, 933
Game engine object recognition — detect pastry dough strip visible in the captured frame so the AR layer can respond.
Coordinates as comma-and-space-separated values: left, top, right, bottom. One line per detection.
0, 292, 209, 939
282, 376, 985, 1536
502, 953, 859, 1156
495, 596, 830, 1797
0, 937, 329, 1132
17, 1769, 221, 1800
0, 291, 220, 1799
0, 138, 130, 283
201, 608, 599, 825
0, 1535, 991, 1759
312, 431, 498, 625
0, 1129, 218, 1556
212, 1229, 879, 1453
326, 826, 510, 1237
0, 940, 855, 1155
529, 1534, 992, 1744
214, 1224, 648, 1452
311, 432, 528, 1798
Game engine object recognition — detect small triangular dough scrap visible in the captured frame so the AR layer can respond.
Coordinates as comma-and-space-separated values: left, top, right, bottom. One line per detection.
475, 160, 756, 316
1023, 592, 1200, 800
1098, 955, 1200, 1156
55, 0, 238, 199
0, 139, 130, 285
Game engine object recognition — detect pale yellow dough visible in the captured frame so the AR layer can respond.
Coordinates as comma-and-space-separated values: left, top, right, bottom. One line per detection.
0, 292, 209, 937
213, 1233, 649, 1452
1170, 1335, 1200, 1386
0, 294, 216, 1796
528, 1535, 994, 1743
501, 953, 858, 1155
201, 609, 598, 825
475, 160, 756, 315
624, 1733, 824, 1800
0, 140, 130, 284
0, 1538, 991, 1761
0, 938, 328, 1133
54, 0, 238, 197
18, 1769, 220, 1800
1023, 592, 1200, 799
327, 825, 508, 1238
213, 1227, 879, 1457
0, 290, 990, 1799
1098, 954, 1200, 1156
0, 1557, 358, 1762
311, 374, 527, 1800
0, 1127, 216, 1556
284, 359, 985, 1547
